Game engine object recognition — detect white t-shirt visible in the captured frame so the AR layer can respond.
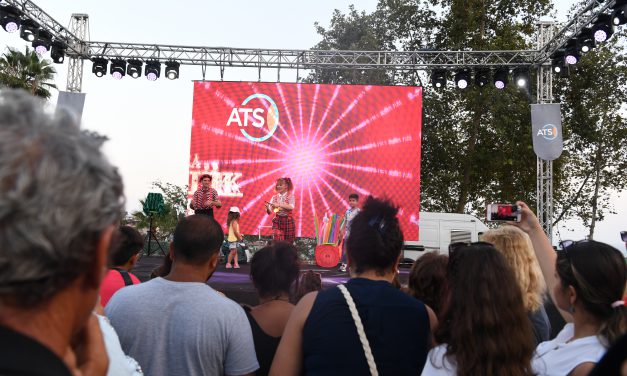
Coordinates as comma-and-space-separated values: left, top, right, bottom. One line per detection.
532, 323, 607, 376
97, 315, 143, 376
421, 344, 457, 375
105, 278, 259, 376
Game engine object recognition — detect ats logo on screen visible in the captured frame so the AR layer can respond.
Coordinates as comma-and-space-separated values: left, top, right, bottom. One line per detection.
226, 93, 279, 142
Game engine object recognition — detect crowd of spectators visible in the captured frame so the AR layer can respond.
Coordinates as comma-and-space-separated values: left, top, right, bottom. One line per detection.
1, 89, 626, 375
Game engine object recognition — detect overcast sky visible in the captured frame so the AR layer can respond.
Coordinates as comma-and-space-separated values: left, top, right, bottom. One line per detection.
0, 0, 624, 250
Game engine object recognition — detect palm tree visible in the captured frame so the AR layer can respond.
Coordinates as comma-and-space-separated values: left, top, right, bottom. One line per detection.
0, 46, 57, 99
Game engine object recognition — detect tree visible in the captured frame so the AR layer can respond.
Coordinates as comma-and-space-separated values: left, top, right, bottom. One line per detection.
553, 33, 627, 238
131, 181, 189, 241
0, 46, 57, 99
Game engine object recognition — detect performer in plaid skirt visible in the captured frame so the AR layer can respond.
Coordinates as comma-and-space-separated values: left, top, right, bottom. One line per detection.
266, 177, 296, 243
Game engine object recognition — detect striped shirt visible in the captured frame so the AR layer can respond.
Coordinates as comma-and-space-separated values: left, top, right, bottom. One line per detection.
270, 192, 295, 217
193, 187, 219, 210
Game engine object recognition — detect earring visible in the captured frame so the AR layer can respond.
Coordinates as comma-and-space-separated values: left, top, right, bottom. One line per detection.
568, 305, 575, 314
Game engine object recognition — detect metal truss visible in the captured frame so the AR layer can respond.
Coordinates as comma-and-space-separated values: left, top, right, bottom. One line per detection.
65, 14, 88, 92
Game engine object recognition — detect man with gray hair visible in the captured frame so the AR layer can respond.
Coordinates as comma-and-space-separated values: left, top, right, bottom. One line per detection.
0, 90, 124, 375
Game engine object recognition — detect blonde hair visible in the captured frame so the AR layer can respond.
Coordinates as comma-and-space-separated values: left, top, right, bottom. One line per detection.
481, 226, 546, 312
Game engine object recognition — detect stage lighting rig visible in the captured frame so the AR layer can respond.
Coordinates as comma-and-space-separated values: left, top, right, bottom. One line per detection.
165, 61, 180, 80
454, 69, 470, 89
493, 67, 508, 89
50, 41, 66, 64
127, 59, 143, 79
32, 29, 52, 55
612, 2, 627, 25
110, 59, 126, 79
564, 39, 580, 65
550, 51, 565, 74
474, 68, 490, 87
577, 28, 595, 53
19, 19, 39, 42
513, 68, 530, 88
92, 58, 108, 77
431, 69, 446, 88
145, 60, 161, 81
0, 4, 20, 33
592, 14, 614, 43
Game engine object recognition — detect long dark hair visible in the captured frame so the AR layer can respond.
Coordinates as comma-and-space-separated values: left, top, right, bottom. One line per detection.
556, 240, 627, 346
227, 211, 240, 227
435, 243, 535, 376
407, 252, 448, 316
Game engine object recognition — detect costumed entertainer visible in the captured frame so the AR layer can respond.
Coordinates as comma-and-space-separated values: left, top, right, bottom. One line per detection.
191, 174, 221, 218
266, 177, 295, 243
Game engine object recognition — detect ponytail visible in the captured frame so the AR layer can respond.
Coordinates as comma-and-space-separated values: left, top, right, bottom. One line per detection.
599, 303, 627, 347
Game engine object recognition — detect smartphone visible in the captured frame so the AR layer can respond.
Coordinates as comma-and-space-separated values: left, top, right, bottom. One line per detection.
621, 231, 627, 242
486, 204, 521, 222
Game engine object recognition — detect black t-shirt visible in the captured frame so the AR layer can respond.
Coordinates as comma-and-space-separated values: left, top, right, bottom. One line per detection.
0, 325, 72, 376
243, 305, 281, 376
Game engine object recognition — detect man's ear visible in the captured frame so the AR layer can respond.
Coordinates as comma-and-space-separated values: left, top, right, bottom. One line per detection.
87, 225, 116, 289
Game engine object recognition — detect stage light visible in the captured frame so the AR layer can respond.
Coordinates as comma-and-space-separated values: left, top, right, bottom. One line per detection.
127, 59, 142, 79
592, 14, 614, 42
145, 60, 161, 81
92, 57, 108, 77
0, 5, 20, 33
577, 28, 595, 53
551, 51, 565, 74
564, 39, 580, 65
165, 61, 180, 80
431, 69, 446, 88
512, 68, 530, 88
32, 29, 52, 55
431, 70, 446, 88
474, 68, 490, 87
110, 59, 126, 79
493, 67, 508, 89
454, 69, 470, 89
612, 4, 627, 25
50, 41, 66, 64
20, 19, 39, 42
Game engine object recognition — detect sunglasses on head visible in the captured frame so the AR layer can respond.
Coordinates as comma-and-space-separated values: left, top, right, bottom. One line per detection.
448, 241, 494, 254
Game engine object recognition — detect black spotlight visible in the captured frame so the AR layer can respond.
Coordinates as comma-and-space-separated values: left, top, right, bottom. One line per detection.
612, 3, 627, 25
577, 28, 595, 54
92, 57, 108, 77
165, 61, 180, 80
145, 60, 161, 81
550, 50, 565, 74
127, 59, 143, 79
431, 69, 446, 88
475, 68, 490, 87
50, 41, 66, 64
454, 69, 471, 89
592, 14, 614, 43
0, 5, 21, 33
493, 67, 509, 89
32, 29, 52, 55
512, 67, 530, 88
564, 39, 581, 65
19, 19, 39, 42
110, 59, 126, 79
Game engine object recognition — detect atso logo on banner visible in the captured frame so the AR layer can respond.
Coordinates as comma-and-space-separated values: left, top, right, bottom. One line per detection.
225, 94, 279, 142
537, 124, 558, 141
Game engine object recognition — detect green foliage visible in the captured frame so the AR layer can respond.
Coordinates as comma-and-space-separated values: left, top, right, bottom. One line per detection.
131, 181, 189, 241
0, 46, 57, 99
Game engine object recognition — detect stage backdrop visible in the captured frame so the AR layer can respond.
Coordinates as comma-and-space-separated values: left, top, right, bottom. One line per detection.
189, 81, 422, 240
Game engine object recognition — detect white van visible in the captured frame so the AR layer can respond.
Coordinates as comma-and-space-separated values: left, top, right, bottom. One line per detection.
402, 212, 489, 261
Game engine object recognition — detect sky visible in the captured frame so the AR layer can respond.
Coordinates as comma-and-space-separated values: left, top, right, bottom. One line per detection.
0, 0, 624, 250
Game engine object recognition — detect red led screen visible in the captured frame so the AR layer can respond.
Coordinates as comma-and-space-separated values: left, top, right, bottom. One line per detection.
189, 81, 422, 240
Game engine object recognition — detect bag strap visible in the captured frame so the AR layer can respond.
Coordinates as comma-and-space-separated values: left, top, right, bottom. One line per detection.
114, 268, 134, 286
337, 284, 379, 376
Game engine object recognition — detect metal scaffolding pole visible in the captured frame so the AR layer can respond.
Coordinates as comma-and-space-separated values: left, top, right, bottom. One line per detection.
536, 21, 556, 241
65, 13, 88, 92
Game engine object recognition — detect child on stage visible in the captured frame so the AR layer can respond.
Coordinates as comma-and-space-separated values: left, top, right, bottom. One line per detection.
266, 177, 296, 243
226, 207, 243, 268
338, 193, 360, 272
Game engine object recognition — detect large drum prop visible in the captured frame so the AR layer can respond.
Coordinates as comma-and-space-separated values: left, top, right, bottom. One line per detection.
315, 244, 340, 268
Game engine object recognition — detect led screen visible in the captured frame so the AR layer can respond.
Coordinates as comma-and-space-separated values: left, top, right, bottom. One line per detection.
189, 81, 422, 240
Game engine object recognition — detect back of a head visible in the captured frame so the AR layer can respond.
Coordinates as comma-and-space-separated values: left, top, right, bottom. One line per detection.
172, 215, 224, 264
408, 252, 448, 316
0, 90, 124, 308
293, 270, 322, 303
481, 226, 545, 312
250, 241, 300, 299
556, 240, 627, 346
110, 226, 144, 267
346, 196, 403, 275
437, 242, 535, 376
